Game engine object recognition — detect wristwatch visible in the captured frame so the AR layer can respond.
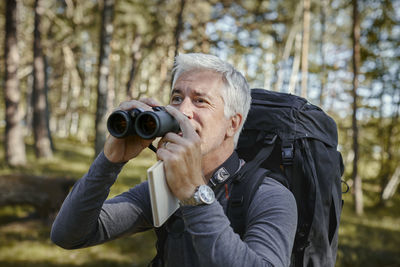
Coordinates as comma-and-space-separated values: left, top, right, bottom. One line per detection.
180, 185, 215, 206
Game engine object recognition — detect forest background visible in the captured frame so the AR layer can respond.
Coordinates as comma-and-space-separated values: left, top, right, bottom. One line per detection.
0, 0, 399, 266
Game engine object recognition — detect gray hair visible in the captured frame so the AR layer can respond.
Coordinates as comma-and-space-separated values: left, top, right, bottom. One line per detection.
172, 53, 251, 147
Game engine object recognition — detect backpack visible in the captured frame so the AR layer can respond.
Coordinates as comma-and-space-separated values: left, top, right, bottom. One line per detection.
149, 88, 345, 267
230, 88, 345, 267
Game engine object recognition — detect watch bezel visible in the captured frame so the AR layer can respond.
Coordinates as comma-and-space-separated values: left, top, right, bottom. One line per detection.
197, 185, 215, 205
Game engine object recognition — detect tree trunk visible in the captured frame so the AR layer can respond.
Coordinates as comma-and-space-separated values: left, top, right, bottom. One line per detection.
274, 25, 297, 92
126, 34, 142, 98
262, 53, 273, 91
382, 166, 400, 201
62, 45, 82, 137
159, 47, 175, 100
274, 4, 302, 92
4, 0, 27, 166
379, 87, 400, 203
288, 33, 302, 94
301, 0, 310, 98
32, 0, 53, 158
352, 0, 363, 215
0, 174, 75, 220
94, 0, 115, 157
173, 0, 186, 58
319, 0, 328, 106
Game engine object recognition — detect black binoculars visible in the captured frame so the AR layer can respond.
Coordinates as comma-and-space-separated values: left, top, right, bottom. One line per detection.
107, 106, 180, 139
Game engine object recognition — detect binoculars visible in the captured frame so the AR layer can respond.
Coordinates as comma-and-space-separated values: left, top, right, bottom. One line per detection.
107, 106, 180, 139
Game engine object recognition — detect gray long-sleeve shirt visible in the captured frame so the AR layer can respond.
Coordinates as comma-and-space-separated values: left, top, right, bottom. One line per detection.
51, 151, 297, 266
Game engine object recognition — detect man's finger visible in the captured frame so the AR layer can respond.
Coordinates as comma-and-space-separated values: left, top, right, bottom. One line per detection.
165, 105, 196, 138
119, 100, 152, 111
139, 98, 161, 107
159, 132, 187, 147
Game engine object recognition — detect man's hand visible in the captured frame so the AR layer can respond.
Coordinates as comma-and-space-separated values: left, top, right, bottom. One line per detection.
104, 98, 160, 163
156, 106, 206, 201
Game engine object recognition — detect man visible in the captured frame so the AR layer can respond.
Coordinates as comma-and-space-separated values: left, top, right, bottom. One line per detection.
51, 53, 297, 266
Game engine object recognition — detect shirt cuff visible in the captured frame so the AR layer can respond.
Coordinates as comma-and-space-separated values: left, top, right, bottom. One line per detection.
180, 201, 222, 221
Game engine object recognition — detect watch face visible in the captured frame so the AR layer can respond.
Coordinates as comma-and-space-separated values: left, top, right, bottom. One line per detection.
198, 185, 215, 204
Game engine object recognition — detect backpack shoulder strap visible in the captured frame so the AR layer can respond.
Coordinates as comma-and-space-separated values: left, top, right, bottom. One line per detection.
227, 168, 271, 238
148, 226, 167, 267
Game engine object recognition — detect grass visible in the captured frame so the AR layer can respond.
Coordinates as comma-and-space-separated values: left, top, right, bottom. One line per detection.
1, 137, 400, 266
337, 193, 400, 267
0, 137, 157, 267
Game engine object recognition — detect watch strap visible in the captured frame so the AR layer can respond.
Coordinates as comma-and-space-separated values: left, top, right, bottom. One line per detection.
180, 186, 201, 206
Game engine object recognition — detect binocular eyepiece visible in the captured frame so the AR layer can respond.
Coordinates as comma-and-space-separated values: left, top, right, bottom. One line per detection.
107, 106, 180, 139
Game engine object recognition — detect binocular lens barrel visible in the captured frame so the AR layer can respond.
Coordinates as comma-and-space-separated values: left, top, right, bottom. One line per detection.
135, 110, 180, 139
135, 113, 158, 138
107, 110, 133, 138
107, 107, 180, 139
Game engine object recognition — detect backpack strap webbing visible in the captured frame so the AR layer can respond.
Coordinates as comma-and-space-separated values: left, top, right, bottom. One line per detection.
227, 168, 272, 238
148, 225, 167, 267
236, 135, 277, 182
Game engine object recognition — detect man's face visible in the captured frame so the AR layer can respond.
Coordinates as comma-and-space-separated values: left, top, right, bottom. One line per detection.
170, 69, 232, 157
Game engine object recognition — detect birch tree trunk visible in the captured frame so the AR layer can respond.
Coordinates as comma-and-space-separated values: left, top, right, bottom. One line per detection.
319, 0, 329, 106
62, 45, 82, 137
274, 26, 296, 92
32, 0, 53, 158
352, 0, 363, 215
380, 87, 400, 203
288, 33, 302, 94
301, 0, 310, 98
382, 166, 400, 201
4, 0, 27, 166
94, 0, 114, 157
274, 4, 302, 92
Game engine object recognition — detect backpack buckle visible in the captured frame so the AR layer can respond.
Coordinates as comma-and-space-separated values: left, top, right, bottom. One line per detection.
282, 142, 294, 165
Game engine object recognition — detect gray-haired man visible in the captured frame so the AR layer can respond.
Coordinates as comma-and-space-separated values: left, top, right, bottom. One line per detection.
51, 53, 297, 266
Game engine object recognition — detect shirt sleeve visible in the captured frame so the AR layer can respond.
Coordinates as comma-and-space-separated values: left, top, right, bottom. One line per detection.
50, 151, 153, 249
181, 178, 297, 267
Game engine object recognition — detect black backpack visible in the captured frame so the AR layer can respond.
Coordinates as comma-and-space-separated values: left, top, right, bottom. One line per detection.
230, 88, 345, 267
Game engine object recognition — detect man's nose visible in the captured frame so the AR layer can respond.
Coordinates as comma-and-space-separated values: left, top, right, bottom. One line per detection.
178, 97, 194, 119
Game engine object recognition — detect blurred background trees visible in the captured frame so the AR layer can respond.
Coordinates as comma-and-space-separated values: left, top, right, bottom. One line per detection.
4, 0, 26, 166
0, 0, 399, 265
1, 0, 398, 208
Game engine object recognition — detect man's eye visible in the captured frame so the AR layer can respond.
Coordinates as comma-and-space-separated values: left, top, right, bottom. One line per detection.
171, 96, 182, 104
195, 98, 206, 104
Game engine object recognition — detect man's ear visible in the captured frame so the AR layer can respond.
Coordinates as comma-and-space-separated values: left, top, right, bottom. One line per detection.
227, 113, 243, 138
